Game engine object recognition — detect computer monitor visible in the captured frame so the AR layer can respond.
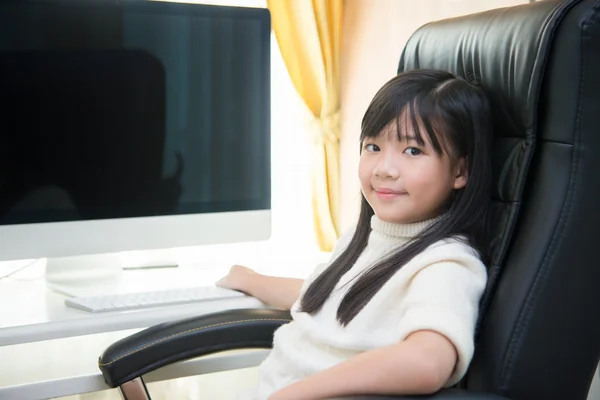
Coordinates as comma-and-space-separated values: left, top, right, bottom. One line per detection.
0, 0, 271, 294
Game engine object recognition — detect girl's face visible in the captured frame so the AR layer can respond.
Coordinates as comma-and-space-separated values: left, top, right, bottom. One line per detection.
358, 119, 468, 225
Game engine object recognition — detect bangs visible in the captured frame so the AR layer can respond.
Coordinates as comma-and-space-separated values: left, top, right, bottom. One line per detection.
359, 79, 455, 159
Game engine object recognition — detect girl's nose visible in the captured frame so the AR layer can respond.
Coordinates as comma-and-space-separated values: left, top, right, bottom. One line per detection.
373, 154, 400, 179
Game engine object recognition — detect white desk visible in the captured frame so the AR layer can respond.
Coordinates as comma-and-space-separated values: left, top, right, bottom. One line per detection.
0, 251, 328, 399
0, 262, 268, 346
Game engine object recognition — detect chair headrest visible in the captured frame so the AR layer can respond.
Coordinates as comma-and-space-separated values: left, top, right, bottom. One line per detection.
399, 0, 577, 135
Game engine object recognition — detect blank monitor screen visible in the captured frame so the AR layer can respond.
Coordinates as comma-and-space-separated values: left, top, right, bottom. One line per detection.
0, 0, 271, 227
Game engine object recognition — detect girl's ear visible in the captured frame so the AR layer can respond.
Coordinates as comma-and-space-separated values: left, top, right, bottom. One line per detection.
453, 157, 468, 189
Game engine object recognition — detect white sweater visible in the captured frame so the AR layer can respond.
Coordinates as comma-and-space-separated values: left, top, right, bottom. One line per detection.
242, 215, 487, 400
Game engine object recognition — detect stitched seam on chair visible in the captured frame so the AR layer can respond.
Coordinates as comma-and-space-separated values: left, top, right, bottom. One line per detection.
496, 0, 564, 388
495, 4, 556, 383
481, 1, 568, 345
499, 1, 587, 390
494, 136, 575, 145
98, 318, 290, 366
539, 138, 575, 145
495, 136, 575, 145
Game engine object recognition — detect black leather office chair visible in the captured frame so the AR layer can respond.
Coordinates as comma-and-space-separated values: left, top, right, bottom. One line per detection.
98, 1, 600, 399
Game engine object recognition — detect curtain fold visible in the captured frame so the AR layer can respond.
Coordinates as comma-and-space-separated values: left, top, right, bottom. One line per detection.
267, 0, 342, 251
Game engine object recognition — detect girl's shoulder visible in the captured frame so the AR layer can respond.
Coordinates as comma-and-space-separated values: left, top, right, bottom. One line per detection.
302, 225, 357, 283
426, 235, 480, 257
414, 236, 487, 277
328, 224, 358, 259
386, 237, 488, 294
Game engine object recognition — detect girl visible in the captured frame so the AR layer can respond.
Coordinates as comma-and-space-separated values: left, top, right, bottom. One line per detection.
218, 69, 493, 400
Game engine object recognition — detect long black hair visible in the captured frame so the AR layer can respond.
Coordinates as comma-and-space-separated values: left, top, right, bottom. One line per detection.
299, 69, 493, 326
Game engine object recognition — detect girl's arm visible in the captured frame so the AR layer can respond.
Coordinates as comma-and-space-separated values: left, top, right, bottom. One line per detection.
217, 265, 304, 310
267, 329, 457, 400
217, 226, 355, 310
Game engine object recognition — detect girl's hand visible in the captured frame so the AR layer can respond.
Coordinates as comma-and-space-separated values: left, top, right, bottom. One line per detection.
216, 264, 257, 293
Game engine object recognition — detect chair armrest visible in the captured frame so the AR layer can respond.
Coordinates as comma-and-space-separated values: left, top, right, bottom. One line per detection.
98, 309, 510, 400
98, 308, 292, 387
339, 390, 510, 399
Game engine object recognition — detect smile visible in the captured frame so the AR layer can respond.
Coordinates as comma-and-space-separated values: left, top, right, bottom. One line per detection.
374, 188, 406, 199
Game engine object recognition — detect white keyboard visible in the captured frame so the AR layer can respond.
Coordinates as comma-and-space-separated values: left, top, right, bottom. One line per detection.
64, 286, 247, 313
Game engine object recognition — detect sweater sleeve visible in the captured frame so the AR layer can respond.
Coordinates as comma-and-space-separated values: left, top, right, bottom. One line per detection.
396, 245, 487, 387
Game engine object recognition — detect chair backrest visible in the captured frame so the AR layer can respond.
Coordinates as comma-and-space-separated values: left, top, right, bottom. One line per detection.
399, 1, 600, 399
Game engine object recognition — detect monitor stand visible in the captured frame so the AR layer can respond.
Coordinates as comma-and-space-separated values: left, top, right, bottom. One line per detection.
45, 252, 179, 297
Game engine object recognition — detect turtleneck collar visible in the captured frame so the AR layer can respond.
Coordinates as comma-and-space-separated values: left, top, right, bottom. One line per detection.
370, 214, 442, 238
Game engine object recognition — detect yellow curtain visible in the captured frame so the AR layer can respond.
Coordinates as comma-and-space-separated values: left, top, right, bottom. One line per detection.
266, 0, 342, 252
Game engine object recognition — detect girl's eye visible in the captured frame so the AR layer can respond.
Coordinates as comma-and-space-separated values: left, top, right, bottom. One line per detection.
404, 147, 422, 156
364, 143, 380, 152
